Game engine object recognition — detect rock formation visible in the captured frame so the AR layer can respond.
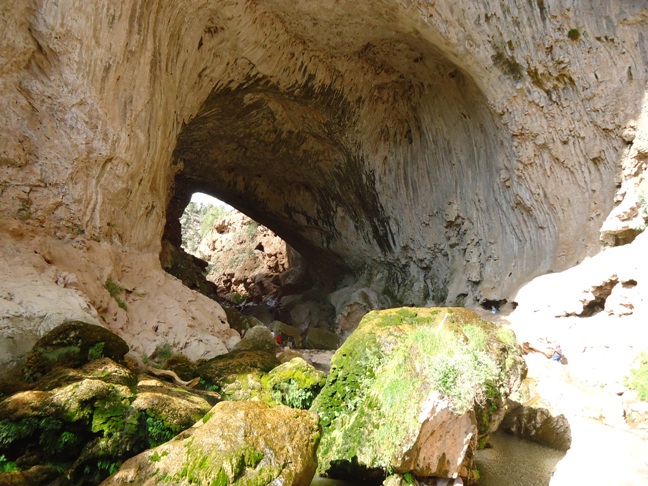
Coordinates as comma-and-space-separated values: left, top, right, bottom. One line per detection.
1, 1, 647, 368
101, 401, 321, 486
312, 307, 526, 484
196, 210, 293, 303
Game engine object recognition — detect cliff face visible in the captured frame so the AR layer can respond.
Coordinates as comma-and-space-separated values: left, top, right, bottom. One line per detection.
1, 1, 647, 363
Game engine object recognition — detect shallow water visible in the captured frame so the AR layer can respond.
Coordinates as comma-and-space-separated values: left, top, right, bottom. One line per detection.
475, 431, 566, 486
310, 478, 360, 486
310, 431, 566, 485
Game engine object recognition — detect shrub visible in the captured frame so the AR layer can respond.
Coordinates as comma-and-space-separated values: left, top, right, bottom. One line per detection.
567, 28, 581, 41
625, 351, 648, 401
105, 278, 127, 311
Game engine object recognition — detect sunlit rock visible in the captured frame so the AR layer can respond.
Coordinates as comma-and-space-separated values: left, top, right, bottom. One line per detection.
312, 307, 526, 484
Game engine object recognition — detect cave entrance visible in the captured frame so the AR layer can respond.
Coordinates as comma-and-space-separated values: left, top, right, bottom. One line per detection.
163, 186, 337, 343
178, 192, 295, 308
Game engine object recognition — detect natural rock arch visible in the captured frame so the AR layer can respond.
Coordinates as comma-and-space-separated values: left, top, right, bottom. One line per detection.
2, 0, 647, 311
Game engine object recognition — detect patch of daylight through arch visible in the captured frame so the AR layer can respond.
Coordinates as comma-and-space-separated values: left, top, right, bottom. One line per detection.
179, 192, 292, 308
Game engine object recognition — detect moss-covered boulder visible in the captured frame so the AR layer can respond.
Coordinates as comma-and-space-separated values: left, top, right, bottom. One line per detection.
199, 355, 325, 408
0, 359, 138, 484
195, 349, 280, 389
130, 374, 212, 448
102, 401, 321, 486
311, 307, 526, 484
161, 354, 197, 382
304, 327, 343, 350
0, 356, 213, 485
231, 324, 279, 353
261, 358, 327, 409
23, 321, 129, 382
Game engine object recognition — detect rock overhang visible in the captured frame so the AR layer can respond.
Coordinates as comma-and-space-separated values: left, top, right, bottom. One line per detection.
2, 0, 646, 308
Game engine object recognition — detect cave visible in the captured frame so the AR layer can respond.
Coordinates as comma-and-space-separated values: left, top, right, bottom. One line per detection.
3, 0, 644, 362
150, 0, 643, 329
162, 7, 524, 313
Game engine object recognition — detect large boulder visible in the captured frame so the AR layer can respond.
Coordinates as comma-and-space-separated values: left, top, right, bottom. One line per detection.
261, 357, 327, 409
312, 307, 526, 484
22, 321, 129, 382
304, 327, 343, 350
196, 349, 280, 388
0, 350, 212, 485
101, 401, 321, 486
231, 324, 279, 353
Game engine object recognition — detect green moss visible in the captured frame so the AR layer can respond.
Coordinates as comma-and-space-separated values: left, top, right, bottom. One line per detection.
146, 415, 177, 448
261, 358, 327, 409
105, 278, 128, 311
567, 28, 581, 41
88, 342, 105, 361
149, 450, 168, 462
0, 454, 19, 472
0, 417, 39, 448
313, 307, 525, 476
175, 443, 274, 485
25, 345, 81, 380
625, 351, 648, 401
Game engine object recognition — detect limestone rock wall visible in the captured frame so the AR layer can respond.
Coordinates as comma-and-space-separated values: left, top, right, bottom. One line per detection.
1, 1, 648, 343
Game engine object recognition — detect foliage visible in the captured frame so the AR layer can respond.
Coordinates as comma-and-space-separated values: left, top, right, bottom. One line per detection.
625, 351, 648, 401
105, 278, 128, 311
567, 28, 581, 41
149, 450, 168, 462
88, 341, 105, 361
146, 415, 176, 448
153, 343, 174, 363
180, 201, 232, 255
231, 292, 249, 304
0, 454, 19, 473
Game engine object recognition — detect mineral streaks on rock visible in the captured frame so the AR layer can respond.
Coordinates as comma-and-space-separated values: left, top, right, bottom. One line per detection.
2, 1, 647, 308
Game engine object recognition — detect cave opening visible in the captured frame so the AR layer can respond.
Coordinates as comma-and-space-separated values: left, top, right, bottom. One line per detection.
163, 189, 339, 340
178, 191, 297, 309
157, 6, 530, 340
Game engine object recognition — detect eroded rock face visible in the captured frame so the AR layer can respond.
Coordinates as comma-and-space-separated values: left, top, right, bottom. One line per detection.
2, 1, 647, 326
197, 211, 294, 303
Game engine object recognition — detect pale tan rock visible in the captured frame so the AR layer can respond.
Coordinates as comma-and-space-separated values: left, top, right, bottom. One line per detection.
197, 211, 291, 302
101, 401, 320, 486
1, 1, 646, 311
0, 220, 238, 367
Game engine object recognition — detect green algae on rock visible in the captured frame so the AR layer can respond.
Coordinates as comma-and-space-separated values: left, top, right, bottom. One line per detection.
196, 349, 280, 389
262, 357, 327, 409
0, 353, 213, 484
304, 327, 343, 350
311, 307, 526, 484
213, 357, 326, 409
101, 401, 321, 486
23, 321, 129, 382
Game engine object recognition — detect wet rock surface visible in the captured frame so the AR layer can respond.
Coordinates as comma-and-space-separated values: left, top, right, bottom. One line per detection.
101, 401, 321, 486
